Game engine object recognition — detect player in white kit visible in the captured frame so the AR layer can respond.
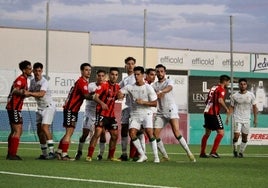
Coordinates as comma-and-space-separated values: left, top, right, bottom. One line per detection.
226, 78, 258, 158
152, 64, 196, 162
119, 66, 160, 163
25, 62, 56, 159
118, 57, 138, 161
74, 70, 107, 160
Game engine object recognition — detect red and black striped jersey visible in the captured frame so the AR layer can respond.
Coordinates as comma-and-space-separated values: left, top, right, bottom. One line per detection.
204, 84, 226, 115
6, 75, 28, 110
63, 77, 89, 112
95, 81, 120, 117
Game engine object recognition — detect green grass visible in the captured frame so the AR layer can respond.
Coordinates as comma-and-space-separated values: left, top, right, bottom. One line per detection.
0, 143, 267, 188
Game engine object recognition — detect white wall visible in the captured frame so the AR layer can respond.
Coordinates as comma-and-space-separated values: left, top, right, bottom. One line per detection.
0, 27, 90, 72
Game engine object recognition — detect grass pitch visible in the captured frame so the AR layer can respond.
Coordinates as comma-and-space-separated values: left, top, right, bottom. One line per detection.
0, 143, 267, 188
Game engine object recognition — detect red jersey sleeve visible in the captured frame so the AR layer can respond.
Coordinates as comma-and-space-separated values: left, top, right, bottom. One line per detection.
217, 86, 226, 99
79, 78, 90, 95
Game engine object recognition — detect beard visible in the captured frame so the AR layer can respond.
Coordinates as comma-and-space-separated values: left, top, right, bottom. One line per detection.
157, 76, 164, 81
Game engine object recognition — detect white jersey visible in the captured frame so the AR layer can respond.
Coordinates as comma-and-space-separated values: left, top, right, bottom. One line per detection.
84, 82, 99, 116
120, 83, 157, 115
152, 78, 178, 114
230, 91, 257, 123
29, 76, 54, 110
119, 74, 136, 106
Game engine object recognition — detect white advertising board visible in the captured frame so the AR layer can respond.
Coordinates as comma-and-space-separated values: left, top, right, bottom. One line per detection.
248, 128, 268, 145
158, 49, 250, 72
251, 54, 268, 73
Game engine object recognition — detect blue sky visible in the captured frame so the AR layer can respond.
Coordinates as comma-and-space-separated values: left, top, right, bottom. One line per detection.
0, 0, 267, 53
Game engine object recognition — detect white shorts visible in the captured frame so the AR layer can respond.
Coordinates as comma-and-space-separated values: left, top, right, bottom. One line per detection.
82, 112, 96, 131
233, 121, 250, 134
121, 107, 131, 124
129, 112, 153, 130
36, 106, 56, 125
154, 107, 179, 129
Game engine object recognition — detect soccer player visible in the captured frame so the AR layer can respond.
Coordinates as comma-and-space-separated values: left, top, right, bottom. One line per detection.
145, 68, 156, 84
6, 60, 32, 160
74, 69, 107, 160
86, 67, 121, 161
152, 64, 196, 162
24, 62, 56, 160
56, 63, 95, 160
118, 56, 137, 161
200, 75, 230, 158
129, 68, 157, 160
119, 66, 160, 163
226, 78, 258, 158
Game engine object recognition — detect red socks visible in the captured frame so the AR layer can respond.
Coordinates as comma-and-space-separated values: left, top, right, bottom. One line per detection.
108, 148, 116, 159
129, 141, 138, 158
200, 134, 209, 154
211, 134, 223, 154
8, 136, 20, 156
61, 141, 69, 153
87, 146, 95, 158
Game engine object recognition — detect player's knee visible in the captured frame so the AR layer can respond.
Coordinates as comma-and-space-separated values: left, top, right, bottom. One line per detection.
100, 136, 106, 143
156, 138, 161, 142
233, 138, 238, 143
79, 136, 87, 142
121, 132, 128, 137
137, 130, 143, 136
121, 127, 128, 137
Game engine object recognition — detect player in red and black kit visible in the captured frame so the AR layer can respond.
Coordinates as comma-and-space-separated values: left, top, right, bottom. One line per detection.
6, 60, 32, 160
200, 75, 230, 158
86, 67, 121, 161
56, 63, 95, 160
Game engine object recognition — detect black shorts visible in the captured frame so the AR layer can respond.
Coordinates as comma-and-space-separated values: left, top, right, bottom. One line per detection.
96, 114, 118, 130
7, 110, 23, 124
63, 110, 78, 127
203, 113, 224, 131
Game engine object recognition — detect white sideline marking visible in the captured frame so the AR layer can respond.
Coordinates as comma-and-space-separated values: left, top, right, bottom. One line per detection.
0, 171, 179, 188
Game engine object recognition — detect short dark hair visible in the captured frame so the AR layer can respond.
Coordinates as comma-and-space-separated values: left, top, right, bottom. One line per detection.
19, 60, 31, 71
238, 78, 247, 83
124, 57, 136, 64
146, 68, 155, 75
33, 62, 43, 69
96, 69, 106, 74
219, 75, 231, 83
134, 66, 144, 74
155, 64, 166, 71
80, 63, 91, 70
110, 67, 119, 73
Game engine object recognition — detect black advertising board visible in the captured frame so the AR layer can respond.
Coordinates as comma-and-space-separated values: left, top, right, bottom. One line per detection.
189, 76, 268, 114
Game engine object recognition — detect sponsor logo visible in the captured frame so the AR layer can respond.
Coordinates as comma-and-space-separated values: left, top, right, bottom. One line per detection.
202, 82, 210, 92
192, 58, 214, 66
252, 55, 268, 72
159, 56, 183, 64
192, 93, 208, 102
192, 81, 209, 102
222, 59, 244, 67
250, 134, 268, 140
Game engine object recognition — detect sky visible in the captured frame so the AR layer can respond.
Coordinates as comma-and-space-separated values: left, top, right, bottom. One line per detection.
0, 0, 267, 53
